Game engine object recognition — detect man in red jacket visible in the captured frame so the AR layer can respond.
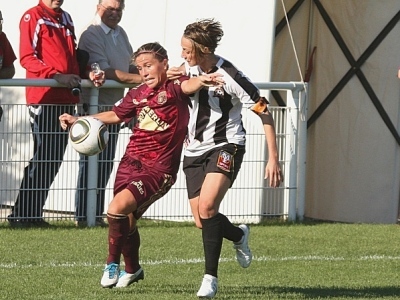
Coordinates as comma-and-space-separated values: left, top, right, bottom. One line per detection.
8, 0, 85, 226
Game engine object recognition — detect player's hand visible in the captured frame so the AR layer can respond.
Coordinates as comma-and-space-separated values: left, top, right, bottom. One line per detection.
167, 67, 184, 80
59, 113, 77, 130
200, 73, 225, 87
265, 159, 283, 188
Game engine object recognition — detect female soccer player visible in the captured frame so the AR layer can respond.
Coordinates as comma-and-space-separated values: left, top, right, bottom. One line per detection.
60, 42, 223, 288
168, 19, 283, 298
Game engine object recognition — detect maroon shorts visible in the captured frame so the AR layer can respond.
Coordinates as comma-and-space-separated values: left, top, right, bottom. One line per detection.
114, 155, 175, 219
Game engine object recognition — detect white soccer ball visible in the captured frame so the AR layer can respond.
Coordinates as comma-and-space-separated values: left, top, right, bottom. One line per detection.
69, 116, 109, 156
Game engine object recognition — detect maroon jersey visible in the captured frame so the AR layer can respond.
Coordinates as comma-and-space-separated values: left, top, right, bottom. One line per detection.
113, 76, 190, 175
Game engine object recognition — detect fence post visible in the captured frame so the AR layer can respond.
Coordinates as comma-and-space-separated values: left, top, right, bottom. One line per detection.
284, 88, 299, 221
86, 87, 99, 227
296, 85, 308, 221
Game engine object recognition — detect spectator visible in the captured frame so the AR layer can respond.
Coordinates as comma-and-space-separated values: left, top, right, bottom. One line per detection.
60, 42, 224, 288
0, 10, 17, 122
7, 0, 99, 227
167, 18, 283, 298
0, 10, 16, 80
75, 0, 141, 227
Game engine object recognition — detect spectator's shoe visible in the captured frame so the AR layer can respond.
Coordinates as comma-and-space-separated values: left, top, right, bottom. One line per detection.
75, 220, 87, 227
101, 263, 120, 288
95, 218, 108, 227
7, 214, 16, 222
7, 215, 49, 228
7, 214, 24, 227
116, 268, 144, 288
233, 224, 252, 268
75, 218, 108, 227
196, 274, 218, 298
30, 218, 51, 227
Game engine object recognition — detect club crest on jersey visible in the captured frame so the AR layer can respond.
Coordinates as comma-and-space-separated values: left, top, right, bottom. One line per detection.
217, 150, 232, 172
157, 91, 167, 105
173, 79, 181, 85
213, 87, 225, 99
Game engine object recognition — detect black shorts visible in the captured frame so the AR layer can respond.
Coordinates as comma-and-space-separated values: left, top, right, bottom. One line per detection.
183, 143, 245, 199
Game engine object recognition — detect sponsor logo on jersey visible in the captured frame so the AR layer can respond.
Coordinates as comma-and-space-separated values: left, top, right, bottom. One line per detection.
115, 98, 123, 106
131, 180, 144, 195
133, 98, 148, 105
24, 14, 31, 22
137, 106, 169, 131
217, 150, 232, 172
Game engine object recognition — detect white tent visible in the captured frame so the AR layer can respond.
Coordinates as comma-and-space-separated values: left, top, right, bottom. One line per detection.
273, 0, 400, 223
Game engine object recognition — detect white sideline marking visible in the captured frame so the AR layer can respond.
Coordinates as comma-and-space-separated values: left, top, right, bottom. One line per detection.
1, 255, 400, 269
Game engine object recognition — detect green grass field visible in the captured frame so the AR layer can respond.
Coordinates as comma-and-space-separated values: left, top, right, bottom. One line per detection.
1, 220, 400, 300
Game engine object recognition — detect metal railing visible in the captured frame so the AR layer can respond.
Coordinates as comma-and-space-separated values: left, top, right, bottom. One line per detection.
0, 79, 307, 226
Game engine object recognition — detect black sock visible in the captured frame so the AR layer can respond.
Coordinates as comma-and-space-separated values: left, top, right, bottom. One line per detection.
218, 213, 244, 243
201, 215, 223, 278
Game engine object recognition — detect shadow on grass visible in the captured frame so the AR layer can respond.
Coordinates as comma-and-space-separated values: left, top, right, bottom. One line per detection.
268, 285, 400, 298
101, 284, 400, 299
216, 285, 400, 299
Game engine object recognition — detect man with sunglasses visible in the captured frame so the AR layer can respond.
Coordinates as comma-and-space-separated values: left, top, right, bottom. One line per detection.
75, 0, 142, 227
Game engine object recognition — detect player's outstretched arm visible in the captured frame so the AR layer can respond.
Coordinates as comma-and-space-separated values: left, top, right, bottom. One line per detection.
181, 73, 224, 95
59, 111, 122, 130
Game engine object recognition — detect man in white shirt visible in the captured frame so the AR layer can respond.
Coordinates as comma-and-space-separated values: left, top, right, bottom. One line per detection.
76, 0, 141, 226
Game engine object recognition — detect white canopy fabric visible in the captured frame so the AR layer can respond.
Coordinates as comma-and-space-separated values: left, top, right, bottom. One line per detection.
273, 0, 400, 223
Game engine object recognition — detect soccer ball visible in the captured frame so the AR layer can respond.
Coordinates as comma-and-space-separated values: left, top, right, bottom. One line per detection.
69, 116, 109, 156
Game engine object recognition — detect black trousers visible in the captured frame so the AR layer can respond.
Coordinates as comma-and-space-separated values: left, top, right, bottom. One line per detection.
75, 123, 120, 220
11, 105, 75, 219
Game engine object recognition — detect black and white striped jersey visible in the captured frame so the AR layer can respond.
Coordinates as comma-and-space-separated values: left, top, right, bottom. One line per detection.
184, 56, 261, 157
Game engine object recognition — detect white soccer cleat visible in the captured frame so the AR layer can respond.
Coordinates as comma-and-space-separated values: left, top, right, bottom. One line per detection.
100, 263, 120, 288
116, 268, 144, 288
233, 224, 253, 268
196, 274, 218, 298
